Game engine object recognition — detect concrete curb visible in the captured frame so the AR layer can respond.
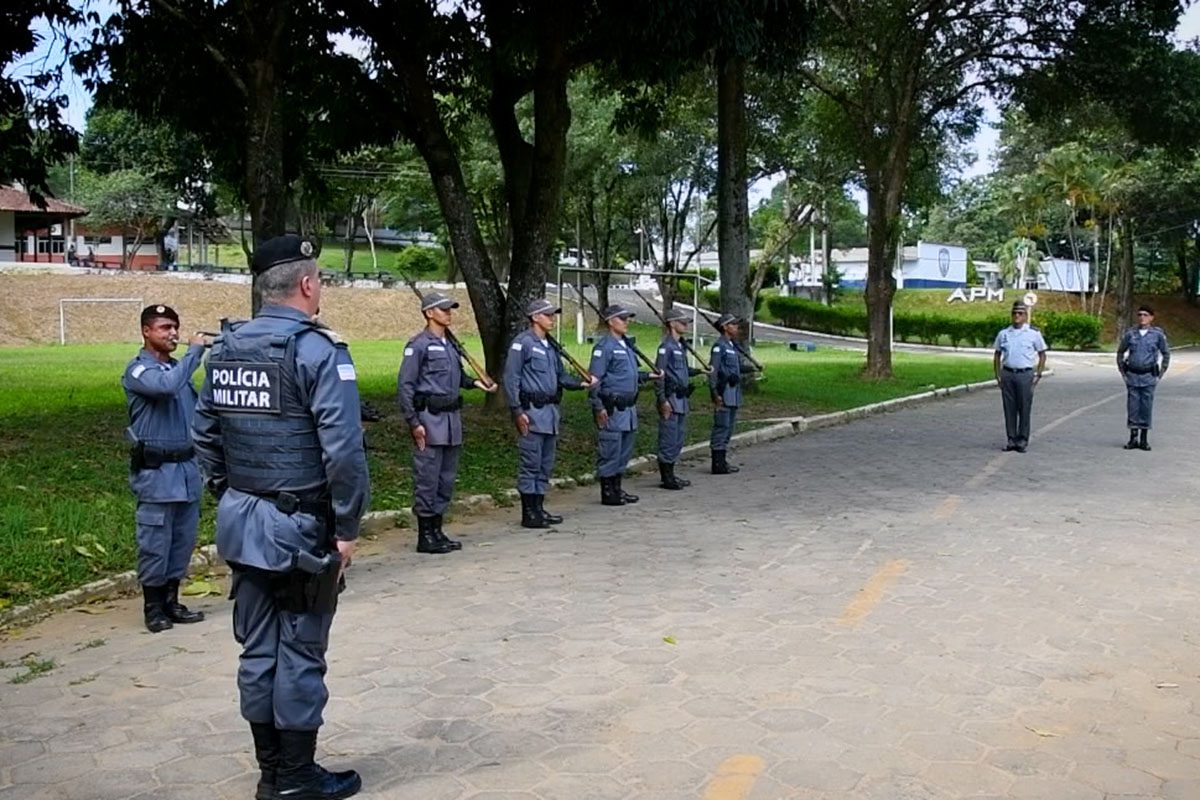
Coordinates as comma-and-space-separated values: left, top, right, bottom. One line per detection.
0, 375, 1001, 629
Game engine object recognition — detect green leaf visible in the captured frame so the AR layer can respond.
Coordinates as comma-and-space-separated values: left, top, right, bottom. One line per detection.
181, 579, 221, 597
73, 545, 95, 559
662, 636, 677, 645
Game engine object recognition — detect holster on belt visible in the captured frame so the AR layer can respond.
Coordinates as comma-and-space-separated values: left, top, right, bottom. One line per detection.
274, 548, 342, 614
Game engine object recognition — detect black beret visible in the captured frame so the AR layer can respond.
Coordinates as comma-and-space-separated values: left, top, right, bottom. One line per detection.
141, 304, 179, 326
251, 234, 319, 276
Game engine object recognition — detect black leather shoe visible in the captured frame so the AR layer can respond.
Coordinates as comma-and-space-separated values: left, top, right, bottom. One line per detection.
276, 730, 361, 799
659, 462, 684, 490
1123, 441, 1138, 450
142, 585, 173, 633
536, 496, 563, 525
432, 514, 461, 550
165, 580, 205, 624
416, 516, 453, 554
250, 722, 280, 800
711, 451, 739, 474
520, 494, 551, 528
1139, 441, 1152, 451
600, 476, 625, 506
617, 476, 639, 504
1003, 443, 1018, 452
1015, 446, 1027, 453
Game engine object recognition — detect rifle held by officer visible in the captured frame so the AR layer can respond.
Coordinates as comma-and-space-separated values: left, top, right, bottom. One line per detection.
695, 308, 765, 372
397, 273, 497, 389
568, 285, 661, 374
631, 289, 711, 371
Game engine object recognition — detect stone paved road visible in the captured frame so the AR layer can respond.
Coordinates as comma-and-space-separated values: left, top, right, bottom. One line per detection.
3, 353, 1199, 800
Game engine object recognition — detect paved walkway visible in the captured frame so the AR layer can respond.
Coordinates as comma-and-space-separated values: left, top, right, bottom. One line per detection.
3, 354, 1200, 800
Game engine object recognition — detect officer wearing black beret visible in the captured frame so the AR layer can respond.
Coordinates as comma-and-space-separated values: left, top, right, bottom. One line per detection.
194, 234, 370, 799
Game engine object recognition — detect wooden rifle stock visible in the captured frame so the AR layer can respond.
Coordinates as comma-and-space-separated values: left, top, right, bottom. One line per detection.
569, 286, 660, 374
630, 289, 712, 371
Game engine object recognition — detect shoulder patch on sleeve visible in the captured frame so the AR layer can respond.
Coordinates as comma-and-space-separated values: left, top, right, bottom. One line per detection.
337, 363, 357, 382
511, 342, 523, 351
404, 347, 414, 357
131, 364, 147, 379
592, 350, 603, 358
658, 348, 667, 354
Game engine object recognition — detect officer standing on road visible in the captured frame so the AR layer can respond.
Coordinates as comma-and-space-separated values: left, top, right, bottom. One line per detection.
193, 234, 369, 800
122, 304, 207, 633
398, 292, 497, 553
655, 308, 706, 489
588, 304, 660, 506
992, 301, 1047, 453
503, 298, 595, 528
1117, 304, 1170, 451
709, 313, 756, 474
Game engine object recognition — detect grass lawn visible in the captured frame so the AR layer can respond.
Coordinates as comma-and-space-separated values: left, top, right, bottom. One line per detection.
0, 325, 992, 606
197, 241, 444, 278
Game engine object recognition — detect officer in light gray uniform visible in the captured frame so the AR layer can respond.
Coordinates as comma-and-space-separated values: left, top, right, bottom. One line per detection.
992, 301, 1047, 453
655, 307, 705, 490
193, 234, 369, 800
503, 298, 591, 528
1117, 304, 1170, 451
709, 313, 756, 474
398, 292, 497, 554
122, 304, 207, 633
588, 304, 657, 506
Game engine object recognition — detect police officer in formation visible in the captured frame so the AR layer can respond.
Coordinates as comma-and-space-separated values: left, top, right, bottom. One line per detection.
121, 304, 207, 633
1117, 304, 1171, 451
398, 292, 497, 554
654, 307, 707, 490
503, 298, 595, 527
588, 304, 661, 506
193, 235, 370, 800
992, 300, 1047, 453
709, 313, 757, 474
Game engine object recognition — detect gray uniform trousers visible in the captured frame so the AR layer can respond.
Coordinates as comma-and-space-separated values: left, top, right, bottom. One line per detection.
1000, 369, 1035, 446
518, 432, 557, 495
412, 444, 462, 517
231, 565, 335, 731
1126, 383, 1156, 429
135, 500, 200, 586
658, 413, 686, 464
598, 428, 636, 478
711, 407, 738, 451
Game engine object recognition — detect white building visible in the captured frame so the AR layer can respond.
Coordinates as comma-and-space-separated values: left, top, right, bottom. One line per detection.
830, 241, 967, 289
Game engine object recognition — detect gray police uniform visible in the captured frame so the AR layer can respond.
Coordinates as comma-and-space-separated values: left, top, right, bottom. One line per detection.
709, 335, 752, 452
122, 343, 205, 587
397, 329, 478, 517
503, 329, 583, 494
1118, 326, 1170, 430
655, 334, 700, 465
994, 324, 1047, 448
193, 304, 370, 732
588, 333, 641, 478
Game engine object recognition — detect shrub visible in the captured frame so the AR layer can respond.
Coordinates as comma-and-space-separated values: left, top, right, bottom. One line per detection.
395, 245, 447, 276
1037, 312, 1101, 350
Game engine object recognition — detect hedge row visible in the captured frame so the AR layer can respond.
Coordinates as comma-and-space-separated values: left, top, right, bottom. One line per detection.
764, 296, 1102, 350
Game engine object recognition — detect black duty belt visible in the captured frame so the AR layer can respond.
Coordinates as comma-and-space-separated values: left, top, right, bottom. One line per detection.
136, 444, 195, 469
671, 384, 695, 399
519, 389, 563, 409
1124, 364, 1158, 375
253, 490, 330, 517
600, 392, 638, 412
1002, 367, 1032, 373
414, 393, 463, 413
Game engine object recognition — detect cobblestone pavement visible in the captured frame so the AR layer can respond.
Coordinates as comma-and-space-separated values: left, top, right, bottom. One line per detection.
3, 353, 1199, 800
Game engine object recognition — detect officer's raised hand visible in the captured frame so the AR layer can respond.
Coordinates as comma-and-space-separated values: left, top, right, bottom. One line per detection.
515, 412, 531, 437
412, 423, 427, 452
594, 409, 609, 428
187, 332, 208, 348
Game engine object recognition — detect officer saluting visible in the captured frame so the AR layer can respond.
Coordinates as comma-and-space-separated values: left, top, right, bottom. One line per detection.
193, 235, 369, 800
708, 313, 756, 474
588, 304, 660, 506
503, 298, 595, 528
122, 304, 207, 633
398, 292, 497, 554
1117, 304, 1170, 451
654, 307, 706, 489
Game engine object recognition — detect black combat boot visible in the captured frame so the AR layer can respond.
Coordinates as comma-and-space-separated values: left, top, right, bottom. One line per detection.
274, 729, 361, 800
1139, 429, 1152, 451
520, 494, 550, 528
711, 451, 739, 474
600, 476, 625, 506
536, 495, 563, 525
250, 722, 281, 800
617, 475, 639, 504
432, 514, 462, 550
142, 585, 172, 633
164, 579, 205, 624
1123, 430, 1139, 449
416, 516, 452, 555
659, 462, 684, 490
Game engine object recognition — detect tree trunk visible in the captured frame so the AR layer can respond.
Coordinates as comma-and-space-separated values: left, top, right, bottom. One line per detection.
245, 59, 288, 314
1114, 216, 1136, 330
864, 174, 900, 379
343, 212, 357, 275
1181, 238, 1199, 307
715, 51, 752, 339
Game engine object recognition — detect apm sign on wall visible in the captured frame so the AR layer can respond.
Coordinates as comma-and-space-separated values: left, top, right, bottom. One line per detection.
947, 287, 1005, 303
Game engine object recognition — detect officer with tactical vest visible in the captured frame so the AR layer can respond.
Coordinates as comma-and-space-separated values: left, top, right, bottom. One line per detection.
398, 292, 497, 554
121, 304, 208, 633
193, 235, 370, 800
654, 307, 707, 490
709, 313, 757, 474
588, 304, 661, 506
503, 298, 595, 528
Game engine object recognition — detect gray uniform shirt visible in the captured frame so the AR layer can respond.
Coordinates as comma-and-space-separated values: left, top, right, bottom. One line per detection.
588, 332, 641, 433
993, 325, 1047, 369
503, 329, 583, 435
122, 344, 204, 503
397, 329, 477, 447
709, 335, 753, 408
655, 335, 700, 414
193, 305, 370, 569
1118, 326, 1170, 387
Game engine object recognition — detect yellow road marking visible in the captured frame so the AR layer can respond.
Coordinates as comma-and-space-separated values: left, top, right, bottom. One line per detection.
838, 559, 911, 627
932, 494, 960, 520
702, 754, 765, 800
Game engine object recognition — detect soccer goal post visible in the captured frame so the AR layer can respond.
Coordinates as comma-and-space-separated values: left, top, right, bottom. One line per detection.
59, 297, 144, 345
